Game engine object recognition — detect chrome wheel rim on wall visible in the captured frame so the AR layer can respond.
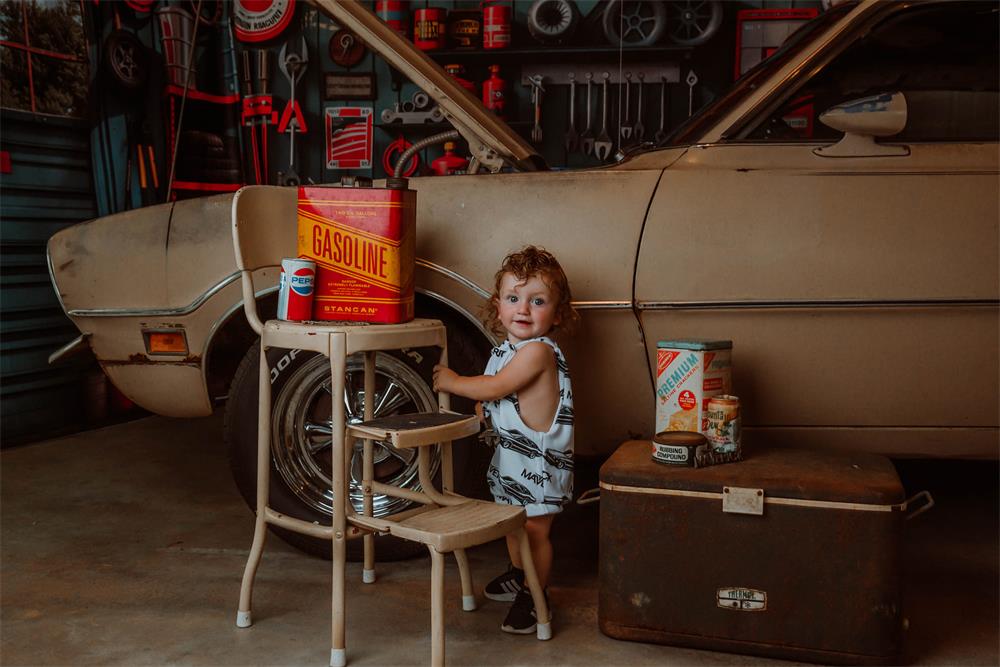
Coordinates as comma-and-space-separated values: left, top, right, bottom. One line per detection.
271, 352, 439, 517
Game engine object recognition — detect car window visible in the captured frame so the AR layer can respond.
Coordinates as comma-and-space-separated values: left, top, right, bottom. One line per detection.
745, 1, 999, 143
661, 3, 857, 147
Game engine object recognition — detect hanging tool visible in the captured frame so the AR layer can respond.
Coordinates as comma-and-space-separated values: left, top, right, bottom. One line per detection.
594, 72, 613, 161
564, 72, 578, 153
654, 75, 669, 143
258, 49, 272, 184
620, 72, 632, 142
686, 69, 699, 118
528, 75, 545, 145
579, 72, 594, 157
634, 72, 646, 142
240, 50, 260, 184
277, 37, 309, 186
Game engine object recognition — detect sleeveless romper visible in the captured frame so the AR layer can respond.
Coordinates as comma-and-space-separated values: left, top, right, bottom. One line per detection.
482, 336, 574, 517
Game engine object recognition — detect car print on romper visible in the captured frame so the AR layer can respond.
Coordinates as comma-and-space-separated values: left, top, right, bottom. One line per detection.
488, 466, 537, 505
495, 426, 543, 459
542, 448, 574, 471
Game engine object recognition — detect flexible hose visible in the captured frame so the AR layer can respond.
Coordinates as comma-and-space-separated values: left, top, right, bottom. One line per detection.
393, 129, 459, 177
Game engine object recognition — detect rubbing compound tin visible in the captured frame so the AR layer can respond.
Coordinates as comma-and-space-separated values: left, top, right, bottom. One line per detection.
651, 431, 708, 467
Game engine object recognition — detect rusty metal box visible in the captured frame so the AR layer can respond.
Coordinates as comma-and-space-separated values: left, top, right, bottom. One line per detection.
598, 441, 906, 665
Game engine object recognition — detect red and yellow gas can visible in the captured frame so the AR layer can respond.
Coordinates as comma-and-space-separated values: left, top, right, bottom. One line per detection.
296, 180, 415, 323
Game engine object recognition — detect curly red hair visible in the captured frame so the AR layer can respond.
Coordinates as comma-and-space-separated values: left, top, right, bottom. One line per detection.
483, 245, 579, 337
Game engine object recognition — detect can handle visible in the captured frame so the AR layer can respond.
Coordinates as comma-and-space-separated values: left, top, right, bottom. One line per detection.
576, 487, 600, 505
903, 490, 934, 520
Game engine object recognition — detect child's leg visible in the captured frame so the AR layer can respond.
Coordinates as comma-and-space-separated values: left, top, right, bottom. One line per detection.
506, 515, 554, 588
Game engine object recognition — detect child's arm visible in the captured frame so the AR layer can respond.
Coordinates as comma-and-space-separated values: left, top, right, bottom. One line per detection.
432, 342, 554, 402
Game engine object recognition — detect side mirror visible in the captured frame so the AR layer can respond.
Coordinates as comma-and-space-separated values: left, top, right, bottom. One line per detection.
814, 92, 910, 158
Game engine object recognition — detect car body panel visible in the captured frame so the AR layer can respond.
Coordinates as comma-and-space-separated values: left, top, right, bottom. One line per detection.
44, 0, 999, 459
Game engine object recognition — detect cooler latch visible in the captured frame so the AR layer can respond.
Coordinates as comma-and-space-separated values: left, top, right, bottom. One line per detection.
722, 486, 764, 515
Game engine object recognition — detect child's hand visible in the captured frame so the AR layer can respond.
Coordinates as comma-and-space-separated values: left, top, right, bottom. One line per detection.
432, 364, 458, 392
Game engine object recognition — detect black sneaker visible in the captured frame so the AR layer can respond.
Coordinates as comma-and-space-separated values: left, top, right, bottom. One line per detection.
484, 563, 524, 602
500, 588, 549, 635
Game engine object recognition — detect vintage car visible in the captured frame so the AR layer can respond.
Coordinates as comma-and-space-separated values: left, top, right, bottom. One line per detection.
47, 0, 998, 557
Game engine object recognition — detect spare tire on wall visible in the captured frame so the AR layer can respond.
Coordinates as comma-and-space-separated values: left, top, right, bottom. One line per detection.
224, 312, 491, 560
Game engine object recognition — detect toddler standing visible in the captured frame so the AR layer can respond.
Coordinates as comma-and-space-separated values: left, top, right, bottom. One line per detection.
433, 245, 578, 634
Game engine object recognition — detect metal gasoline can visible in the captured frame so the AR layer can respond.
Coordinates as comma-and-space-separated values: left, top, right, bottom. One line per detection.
705, 395, 741, 453
296, 178, 415, 324
277, 258, 316, 321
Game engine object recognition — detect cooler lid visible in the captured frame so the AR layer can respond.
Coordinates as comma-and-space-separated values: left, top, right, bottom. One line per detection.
657, 339, 732, 350
600, 441, 904, 505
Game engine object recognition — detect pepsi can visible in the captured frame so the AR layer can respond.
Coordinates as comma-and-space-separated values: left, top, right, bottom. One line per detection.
277, 258, 316, 321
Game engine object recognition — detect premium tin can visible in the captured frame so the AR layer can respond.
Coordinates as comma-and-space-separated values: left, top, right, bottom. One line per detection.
655, 339, 732, 435
277, 258, 316, 321
651, 431, 708, 467
706, 395, 741, 453
296, 179, 415, 324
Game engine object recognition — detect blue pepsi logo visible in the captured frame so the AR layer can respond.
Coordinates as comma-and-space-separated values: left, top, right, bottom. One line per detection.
290, 268, 315, 296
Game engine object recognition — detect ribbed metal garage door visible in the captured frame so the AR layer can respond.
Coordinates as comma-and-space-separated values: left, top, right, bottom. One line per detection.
1, 108, 98, 445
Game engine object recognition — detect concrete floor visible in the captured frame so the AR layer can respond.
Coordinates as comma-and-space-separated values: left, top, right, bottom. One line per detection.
2, 414, 997, 666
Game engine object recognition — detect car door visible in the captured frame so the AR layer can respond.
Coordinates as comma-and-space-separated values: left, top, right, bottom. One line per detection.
634, 1, 999, 458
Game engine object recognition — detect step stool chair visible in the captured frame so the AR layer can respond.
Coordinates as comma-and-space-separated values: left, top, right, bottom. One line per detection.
231, 186, 551, 667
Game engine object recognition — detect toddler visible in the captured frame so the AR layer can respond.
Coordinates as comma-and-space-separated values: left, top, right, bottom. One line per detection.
433, 245, 578, 634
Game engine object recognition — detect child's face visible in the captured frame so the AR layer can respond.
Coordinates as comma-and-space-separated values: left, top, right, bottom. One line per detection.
496, 272, 560, 344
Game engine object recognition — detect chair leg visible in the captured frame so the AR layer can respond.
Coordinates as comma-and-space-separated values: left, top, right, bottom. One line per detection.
429, 546, 446, 667
453, 548, 476, 611
330, 338, 348, 667
362, 351, 376, 585
236, 340, 273, 628
517, 528, 552, 641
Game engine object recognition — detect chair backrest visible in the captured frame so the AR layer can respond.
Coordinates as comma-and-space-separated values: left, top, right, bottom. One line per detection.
231, 185, 298, 272
231, 186, 298, 333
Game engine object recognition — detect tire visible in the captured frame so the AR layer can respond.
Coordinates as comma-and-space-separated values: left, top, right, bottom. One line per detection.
225, 313, 490, 560
102, 30, 149, 92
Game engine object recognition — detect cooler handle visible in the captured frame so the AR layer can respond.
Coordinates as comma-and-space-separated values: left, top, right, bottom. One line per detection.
576, 487, 600, 505
903, 490, 934, 520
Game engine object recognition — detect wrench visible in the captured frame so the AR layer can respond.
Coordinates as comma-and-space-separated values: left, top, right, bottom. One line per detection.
564, 73, 579, 153
528, 75, 545, 144
654, 76, 669, 144
633, 72, 646, 142
686, 69, 699, 118
620, 72, 632, 141
278, 37, 308, 186
594, 72, 613, 161
579, 73, 594, 156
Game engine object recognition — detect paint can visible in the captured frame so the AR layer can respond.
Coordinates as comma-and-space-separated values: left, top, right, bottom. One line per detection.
277, 258, 316, 321
482, 1, 511, 49
413, 7, 448, 50
376, 0, 410, 38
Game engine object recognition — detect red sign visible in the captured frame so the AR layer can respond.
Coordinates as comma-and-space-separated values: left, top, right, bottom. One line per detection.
325, 107, 373, 170
234, 0, 296, 43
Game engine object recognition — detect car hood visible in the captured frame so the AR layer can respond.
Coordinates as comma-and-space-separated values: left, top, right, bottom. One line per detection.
313, 0, 546, 172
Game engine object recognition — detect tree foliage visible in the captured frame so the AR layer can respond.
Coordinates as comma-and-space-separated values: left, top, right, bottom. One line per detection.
1, 0, 89, 116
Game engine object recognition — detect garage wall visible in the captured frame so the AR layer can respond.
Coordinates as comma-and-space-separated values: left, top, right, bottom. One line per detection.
0, 108, 98, 445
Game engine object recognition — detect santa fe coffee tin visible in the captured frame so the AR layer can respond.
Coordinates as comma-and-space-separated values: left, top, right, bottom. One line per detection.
651, 430, 708, 467
277, 258, 316, 321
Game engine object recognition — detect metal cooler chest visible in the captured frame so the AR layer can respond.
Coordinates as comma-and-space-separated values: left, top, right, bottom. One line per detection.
598, 441, 907, 665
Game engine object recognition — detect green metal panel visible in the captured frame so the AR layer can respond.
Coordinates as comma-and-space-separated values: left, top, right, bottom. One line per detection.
0, 108, 98, 445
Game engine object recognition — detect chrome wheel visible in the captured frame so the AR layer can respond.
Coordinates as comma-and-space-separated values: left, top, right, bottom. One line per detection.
271, 352, 439, 518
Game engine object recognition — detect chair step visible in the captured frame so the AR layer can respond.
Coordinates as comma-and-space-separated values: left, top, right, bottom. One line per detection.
347, 412, 479, 449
